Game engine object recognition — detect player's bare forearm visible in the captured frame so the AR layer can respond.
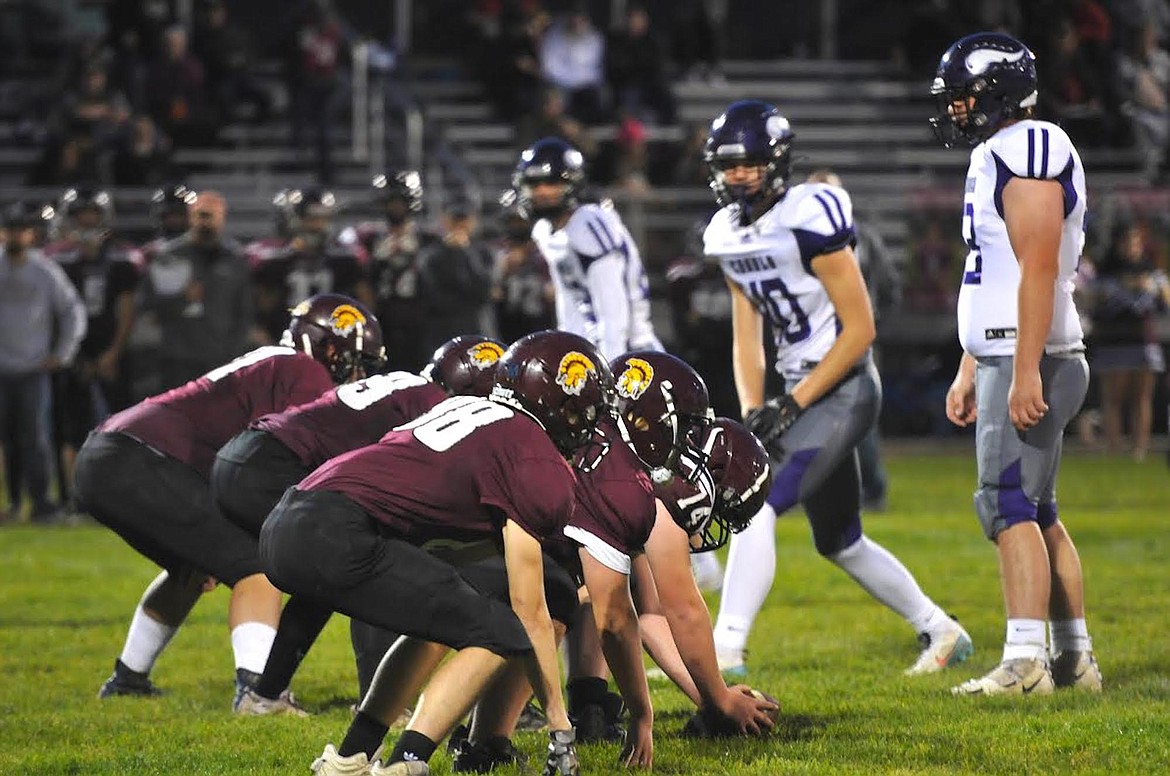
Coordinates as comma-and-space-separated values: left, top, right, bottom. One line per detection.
516, 608, 570, 729
639, 611, 702, 705
957, 351, 976, 380
728, 278, 766, 413
582, 551, 653, 720
1015, 264, 1056, 374
795, 248, 876, 408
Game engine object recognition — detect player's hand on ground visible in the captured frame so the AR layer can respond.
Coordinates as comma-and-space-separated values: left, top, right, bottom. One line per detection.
717, 684, 778, 736
620, 713, 653, 769
543, 729, 580, 776
945, 372, 978, 427
1008, 369, 1047, 431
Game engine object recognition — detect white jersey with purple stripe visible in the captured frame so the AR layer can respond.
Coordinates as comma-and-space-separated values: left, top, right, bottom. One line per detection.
531, 202, 661, 360
703, 182, 856, 380
958, 119, 1086, 357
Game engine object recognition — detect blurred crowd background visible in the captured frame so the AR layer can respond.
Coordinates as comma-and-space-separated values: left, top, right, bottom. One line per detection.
2, 0, 1169, 522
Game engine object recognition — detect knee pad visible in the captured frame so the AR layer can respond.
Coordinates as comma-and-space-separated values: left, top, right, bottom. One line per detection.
814, 514, 863, 558
766, 448, 819, 515
975, 460, 1038, 540
1036, 501, 1058, 530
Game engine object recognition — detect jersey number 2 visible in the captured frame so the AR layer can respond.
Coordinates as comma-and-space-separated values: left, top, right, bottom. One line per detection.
397, 396, 513, 452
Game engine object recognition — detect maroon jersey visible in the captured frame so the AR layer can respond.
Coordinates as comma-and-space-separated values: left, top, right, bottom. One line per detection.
566, 420, 656, 574
652, 450, 717, 541
299, 395, 576, 543
252, 371, 447, 469
102, 346, 335, 478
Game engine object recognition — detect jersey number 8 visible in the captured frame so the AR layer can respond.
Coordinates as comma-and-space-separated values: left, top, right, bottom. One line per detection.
396, 395, 513, 452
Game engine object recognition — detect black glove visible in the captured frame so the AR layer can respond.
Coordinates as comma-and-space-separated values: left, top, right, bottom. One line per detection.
743, 394, 803, 448
543, 729, 581, 776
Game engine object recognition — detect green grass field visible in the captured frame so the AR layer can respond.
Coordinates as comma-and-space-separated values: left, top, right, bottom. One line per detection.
2, 451, 1168, 775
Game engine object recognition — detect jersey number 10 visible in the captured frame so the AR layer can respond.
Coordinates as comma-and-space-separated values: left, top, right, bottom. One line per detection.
748, 277, 812, 344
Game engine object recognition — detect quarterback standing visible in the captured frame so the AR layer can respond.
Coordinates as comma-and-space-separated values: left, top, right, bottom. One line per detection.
931, 32, 1101, 695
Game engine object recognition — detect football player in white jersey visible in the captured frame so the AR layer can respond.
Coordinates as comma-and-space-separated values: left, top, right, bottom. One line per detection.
931, 32, 1101, 695
512, 137, 663, 361
702, 99, 973, 677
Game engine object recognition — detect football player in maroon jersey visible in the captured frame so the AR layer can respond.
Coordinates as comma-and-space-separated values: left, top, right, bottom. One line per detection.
217, 334, 505, 714
265, 331, 609, 776
75, 294, 381, 703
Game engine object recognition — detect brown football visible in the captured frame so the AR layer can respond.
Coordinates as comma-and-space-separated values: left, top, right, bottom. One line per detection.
749, 689, 781, 728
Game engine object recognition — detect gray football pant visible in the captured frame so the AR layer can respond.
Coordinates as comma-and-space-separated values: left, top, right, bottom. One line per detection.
973, 353, 1089, 540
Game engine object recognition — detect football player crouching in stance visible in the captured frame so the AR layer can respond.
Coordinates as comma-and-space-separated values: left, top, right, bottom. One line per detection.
212, 333, 504, 715
79, 294, 380, 702
266, 331, 608, 776
337, 353, 777, 776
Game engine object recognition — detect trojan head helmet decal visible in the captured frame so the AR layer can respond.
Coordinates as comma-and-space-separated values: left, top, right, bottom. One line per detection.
556, 351, 598, 396
616, 357, 655, 401
468, 340, 505, 370
328, 304, 367, 336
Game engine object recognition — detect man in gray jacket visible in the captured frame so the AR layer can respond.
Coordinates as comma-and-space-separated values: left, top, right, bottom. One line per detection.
143, 191, 255, 389
0, 201, 87, 522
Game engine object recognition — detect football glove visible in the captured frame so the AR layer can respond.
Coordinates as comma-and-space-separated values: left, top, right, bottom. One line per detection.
542, 729, 580, 776
743, 394, 803, 448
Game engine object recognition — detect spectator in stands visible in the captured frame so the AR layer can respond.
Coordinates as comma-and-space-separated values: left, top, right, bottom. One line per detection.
668, 0, 723, 83
112, 115, 172, 185
482, 4, 548, 121
670, 122, 713, 186
194, 0, 271, 124
519, 86, 598, 158
62, 62, 131, 149
906, 216, 960, 313
490, 202, 554, 343
1040, 17, 1113, 147
539, 4, 606, 124
417, 198, 497, 356
613, 114, 652, 196
145, 25, 217, 147
0, 201, 87, 523
288, 0, 349, 184
1117, 21, 1170, 179
144, 191, 252, 388
606, 3, 676, 125
1089, 221, 1170, 460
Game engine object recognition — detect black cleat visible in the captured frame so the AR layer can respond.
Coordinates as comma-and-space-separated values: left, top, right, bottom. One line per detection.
452, 735, 526, 774
570, 692, 626, 744
98, 659, 164, 698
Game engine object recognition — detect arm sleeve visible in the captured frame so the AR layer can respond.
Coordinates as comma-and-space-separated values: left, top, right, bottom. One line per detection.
988, 124, 1078, 217
786, 184, 856, 273
47, 262, 88, 365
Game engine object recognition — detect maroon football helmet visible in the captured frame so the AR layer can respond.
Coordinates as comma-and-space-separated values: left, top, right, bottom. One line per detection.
610, 351, 713, 478
490, 330, 612, 456
657, 418, 772, 552
423, 335, 507, 397
280, 293, 386, 384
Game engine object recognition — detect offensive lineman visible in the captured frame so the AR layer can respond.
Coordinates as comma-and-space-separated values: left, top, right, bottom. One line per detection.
930, 32, 1101, 695
702, 100, 972, 677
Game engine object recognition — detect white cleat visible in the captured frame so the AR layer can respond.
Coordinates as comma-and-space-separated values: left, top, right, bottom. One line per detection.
905, 622, 974, 675
691, 552, 724, 593
1051, 650, 1103, 692
716, 650, 748, 679
310, 744, 381, 776
951, 658, 1055, 696
235, 687, 310, 717
370, 760, 430, 776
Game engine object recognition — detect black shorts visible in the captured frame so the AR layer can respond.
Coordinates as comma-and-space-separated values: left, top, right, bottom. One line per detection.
53, 369, 109, 448
212, 429, 313, 536
260, 488, 532, 657
74, 431, 264, 585
458, 552, 580, 629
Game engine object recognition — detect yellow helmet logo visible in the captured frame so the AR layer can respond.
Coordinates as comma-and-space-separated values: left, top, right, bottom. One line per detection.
468, 341, 504, 370
556, 351, 597, 396
290, 300, 312, 317
328, 304, 367, 336
616, 357, 655, 401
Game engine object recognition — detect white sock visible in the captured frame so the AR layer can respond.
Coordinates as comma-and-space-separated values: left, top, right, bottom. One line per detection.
828, 535, 941, 632
1002, 618, 1048, 662
231, 622, 277, 674
713, 503, 776, 657
119, 605, 178, 675
1049, 618, 1092, 653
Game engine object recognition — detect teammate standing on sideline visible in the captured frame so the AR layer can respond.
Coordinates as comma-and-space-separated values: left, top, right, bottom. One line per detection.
931, 32, 1101, 695
703, 100, 972, 677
